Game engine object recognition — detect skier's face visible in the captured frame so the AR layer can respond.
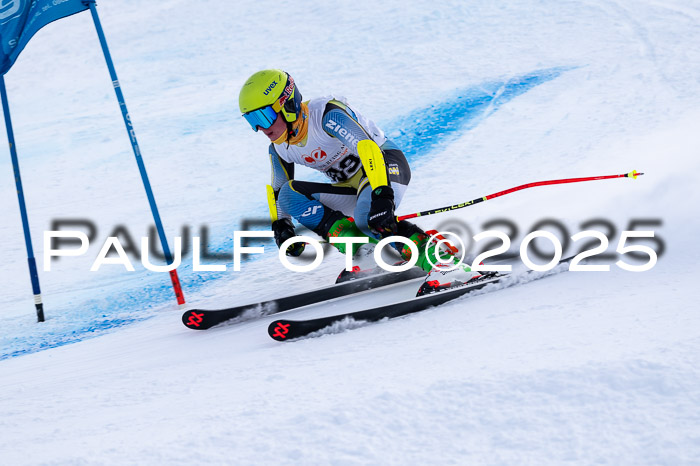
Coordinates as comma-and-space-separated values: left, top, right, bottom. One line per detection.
261, 113, 286, 141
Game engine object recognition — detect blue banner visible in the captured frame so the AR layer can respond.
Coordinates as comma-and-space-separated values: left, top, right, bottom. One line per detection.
0, 0, 88, 75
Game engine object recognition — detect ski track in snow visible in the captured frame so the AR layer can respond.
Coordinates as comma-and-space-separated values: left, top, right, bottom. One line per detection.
1, 0, 700, 463
292, 262, 572, 341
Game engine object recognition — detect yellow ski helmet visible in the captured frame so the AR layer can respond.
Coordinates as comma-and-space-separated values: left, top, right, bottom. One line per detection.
239, 69, 303, 131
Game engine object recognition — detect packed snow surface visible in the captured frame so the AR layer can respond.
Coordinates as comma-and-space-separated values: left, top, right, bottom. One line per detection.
1, 0, 700, 464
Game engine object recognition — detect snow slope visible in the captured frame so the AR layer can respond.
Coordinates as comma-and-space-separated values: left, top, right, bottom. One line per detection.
1, 0, 700, 464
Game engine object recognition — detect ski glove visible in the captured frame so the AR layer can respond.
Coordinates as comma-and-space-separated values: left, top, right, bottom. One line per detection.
272, 218, 305, 257
368, 185, 397, 237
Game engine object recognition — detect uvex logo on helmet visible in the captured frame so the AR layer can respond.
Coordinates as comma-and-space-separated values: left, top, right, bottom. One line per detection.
263, 81, 278, 96
304, 148, 327, 164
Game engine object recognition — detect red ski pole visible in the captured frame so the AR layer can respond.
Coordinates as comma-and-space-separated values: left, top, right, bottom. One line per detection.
397, 170, 643, 221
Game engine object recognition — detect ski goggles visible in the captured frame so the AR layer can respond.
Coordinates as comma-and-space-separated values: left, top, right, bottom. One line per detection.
243, 105, 278, 132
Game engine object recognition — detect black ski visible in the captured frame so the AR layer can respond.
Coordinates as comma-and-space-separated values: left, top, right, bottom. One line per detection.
182, 266, 425, 330
268, 257, 574, 341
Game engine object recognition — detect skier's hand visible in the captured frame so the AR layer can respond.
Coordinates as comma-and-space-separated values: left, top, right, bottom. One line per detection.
368, 185, 397, 237
272, 218, 305, 256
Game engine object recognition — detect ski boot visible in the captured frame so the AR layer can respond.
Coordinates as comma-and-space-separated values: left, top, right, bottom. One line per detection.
416, 260, 485, 296
396, 221, 482, 296
324, 217, 383, 283
335, 242, 388, 282
325, 217, 375, 254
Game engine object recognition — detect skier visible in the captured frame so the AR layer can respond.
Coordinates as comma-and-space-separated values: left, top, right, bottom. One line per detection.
238, 69, 479, 293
